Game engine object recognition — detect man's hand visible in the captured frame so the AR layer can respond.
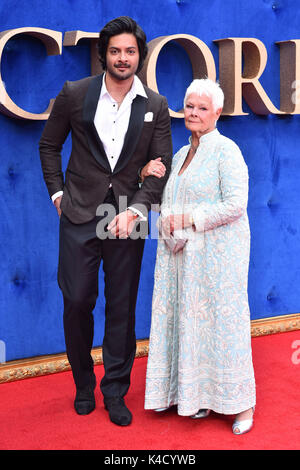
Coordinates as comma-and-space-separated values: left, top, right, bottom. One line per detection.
54, 195, 62, 217
107, 209, 138, 238
140, 157, 166, 182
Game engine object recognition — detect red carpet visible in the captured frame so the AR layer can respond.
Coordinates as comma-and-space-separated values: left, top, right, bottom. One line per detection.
0, 330, 299, 450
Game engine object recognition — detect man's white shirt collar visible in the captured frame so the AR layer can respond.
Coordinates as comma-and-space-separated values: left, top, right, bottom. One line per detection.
100, 73, 148, 101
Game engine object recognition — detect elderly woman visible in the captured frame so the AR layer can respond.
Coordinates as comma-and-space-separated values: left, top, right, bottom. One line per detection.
143, 79, 256, 435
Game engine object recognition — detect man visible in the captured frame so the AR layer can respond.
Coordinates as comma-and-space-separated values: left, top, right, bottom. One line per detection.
39, 16, 172, 426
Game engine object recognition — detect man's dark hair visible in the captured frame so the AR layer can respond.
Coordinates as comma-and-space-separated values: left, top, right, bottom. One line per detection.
98, 16, 148, 73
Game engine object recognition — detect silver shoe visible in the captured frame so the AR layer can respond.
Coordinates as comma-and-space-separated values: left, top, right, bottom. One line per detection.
232, 407, 255, 435
190, 409, 211, 419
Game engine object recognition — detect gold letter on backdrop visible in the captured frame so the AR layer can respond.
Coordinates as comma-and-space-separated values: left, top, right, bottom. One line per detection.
214, 37, 284, 115
0, 28, 62, 119
277, 40, 300, 114
63, 31, 101, 76
1, 30, 299, 119
139, 34, 216, 118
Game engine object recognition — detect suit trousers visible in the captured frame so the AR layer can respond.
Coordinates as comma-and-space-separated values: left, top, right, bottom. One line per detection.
58, 189, 145, 398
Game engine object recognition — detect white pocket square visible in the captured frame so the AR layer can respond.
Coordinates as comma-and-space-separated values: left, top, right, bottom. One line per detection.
144, 112, 153, 122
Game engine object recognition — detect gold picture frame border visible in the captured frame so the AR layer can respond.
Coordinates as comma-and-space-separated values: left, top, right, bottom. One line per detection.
1, 313, 299, 384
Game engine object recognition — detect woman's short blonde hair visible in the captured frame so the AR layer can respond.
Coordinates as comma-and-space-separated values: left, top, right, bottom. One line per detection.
184, 78, 224, 112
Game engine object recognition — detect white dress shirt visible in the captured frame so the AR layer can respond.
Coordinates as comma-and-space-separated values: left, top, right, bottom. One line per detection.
52, 74, 148, 220
94, 73, 147, 172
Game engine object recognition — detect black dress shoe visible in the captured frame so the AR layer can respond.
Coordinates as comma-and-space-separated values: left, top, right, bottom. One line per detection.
74, 385, 95, 415
104, 397, 132, 426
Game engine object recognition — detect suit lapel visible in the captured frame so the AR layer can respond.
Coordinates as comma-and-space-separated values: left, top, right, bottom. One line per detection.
82, 74, 111, 171
113, 94, 146, 174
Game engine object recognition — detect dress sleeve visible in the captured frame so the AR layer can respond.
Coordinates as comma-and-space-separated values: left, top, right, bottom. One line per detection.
192, 142, 249, 232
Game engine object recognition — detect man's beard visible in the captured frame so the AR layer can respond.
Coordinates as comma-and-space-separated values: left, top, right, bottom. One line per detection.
107, 62, 137, 81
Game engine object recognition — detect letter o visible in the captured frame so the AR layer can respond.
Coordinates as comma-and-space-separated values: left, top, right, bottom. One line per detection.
139, 34, 216, 118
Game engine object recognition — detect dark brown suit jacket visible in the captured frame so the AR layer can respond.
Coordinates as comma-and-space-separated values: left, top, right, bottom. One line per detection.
39, 74, 172, 224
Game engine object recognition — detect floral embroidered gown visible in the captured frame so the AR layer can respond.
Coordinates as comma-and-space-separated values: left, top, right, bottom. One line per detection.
144, 129, 256, 416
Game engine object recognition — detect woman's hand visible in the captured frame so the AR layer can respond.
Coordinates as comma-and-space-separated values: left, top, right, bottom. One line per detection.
161, 213, 193, 237
140, 157, 166, 182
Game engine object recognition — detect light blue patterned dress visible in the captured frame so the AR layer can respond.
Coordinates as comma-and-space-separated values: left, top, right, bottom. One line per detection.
145, 128, 256, 416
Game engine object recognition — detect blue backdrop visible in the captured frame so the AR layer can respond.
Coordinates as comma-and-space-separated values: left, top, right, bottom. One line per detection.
1, 0, 300, 362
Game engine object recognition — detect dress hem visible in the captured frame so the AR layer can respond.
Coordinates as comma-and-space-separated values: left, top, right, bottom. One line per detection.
145, 400, 256, 416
